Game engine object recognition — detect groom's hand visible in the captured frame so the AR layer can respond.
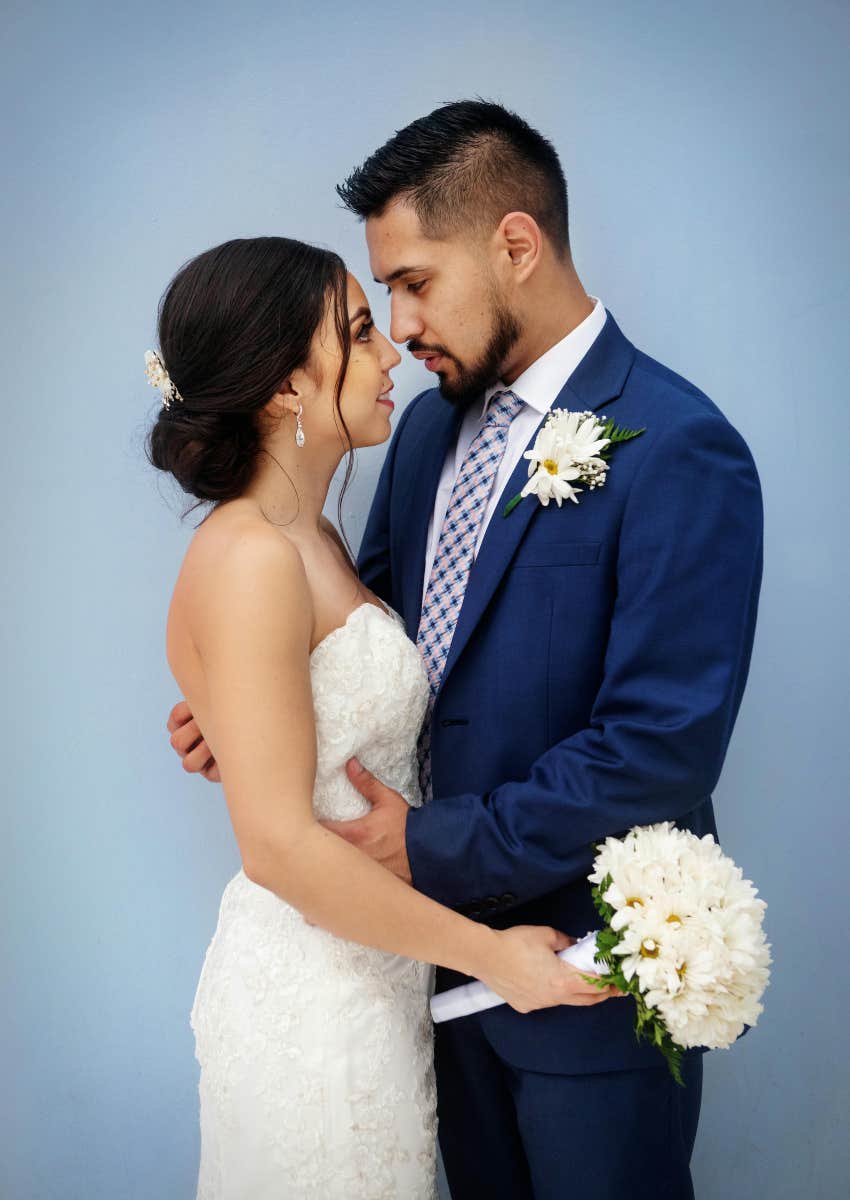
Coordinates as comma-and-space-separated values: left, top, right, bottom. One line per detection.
320, 758, 412, 884
167, 700, 221, 783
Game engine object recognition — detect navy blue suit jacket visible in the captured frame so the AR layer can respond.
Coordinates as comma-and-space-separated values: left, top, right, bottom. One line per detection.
357, 313, 763, 1075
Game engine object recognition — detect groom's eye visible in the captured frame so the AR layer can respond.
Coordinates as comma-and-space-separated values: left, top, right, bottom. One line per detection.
384, 278, 427, 296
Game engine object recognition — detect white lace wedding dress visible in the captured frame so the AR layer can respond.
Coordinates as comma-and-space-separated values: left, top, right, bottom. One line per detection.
190, 602, 438, 1199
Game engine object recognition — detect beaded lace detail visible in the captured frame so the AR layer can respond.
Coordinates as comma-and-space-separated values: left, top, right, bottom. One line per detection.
190, 604, 438, 1198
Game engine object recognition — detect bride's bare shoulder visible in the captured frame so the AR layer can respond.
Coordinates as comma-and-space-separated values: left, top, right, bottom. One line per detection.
165, 503, 313, 699
171, 502, 309, 624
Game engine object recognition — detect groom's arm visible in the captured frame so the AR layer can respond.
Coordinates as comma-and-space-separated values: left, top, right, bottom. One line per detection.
404, 410, 764, 910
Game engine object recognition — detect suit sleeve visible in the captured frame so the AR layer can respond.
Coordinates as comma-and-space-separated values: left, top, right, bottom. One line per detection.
405, 411, 764, 908
357, 390, 428, 604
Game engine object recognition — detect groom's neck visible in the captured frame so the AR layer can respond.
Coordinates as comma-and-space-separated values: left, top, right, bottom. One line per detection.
502, 261, 595, 385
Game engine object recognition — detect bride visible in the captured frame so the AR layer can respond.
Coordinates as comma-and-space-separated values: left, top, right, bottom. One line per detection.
147, 236, 616, 1199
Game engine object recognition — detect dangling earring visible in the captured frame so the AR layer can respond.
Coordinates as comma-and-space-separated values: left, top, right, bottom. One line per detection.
295, 403, 305, 448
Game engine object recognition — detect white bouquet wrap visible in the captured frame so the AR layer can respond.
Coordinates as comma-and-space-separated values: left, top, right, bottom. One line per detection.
431, 823, 771, 1083
430, 932, 601, 1023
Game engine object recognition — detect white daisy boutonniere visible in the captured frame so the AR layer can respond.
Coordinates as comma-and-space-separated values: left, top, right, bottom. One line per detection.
503, 409, 646, 517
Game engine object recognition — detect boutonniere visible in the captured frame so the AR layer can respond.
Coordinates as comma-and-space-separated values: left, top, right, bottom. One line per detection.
503, 409, 646, 517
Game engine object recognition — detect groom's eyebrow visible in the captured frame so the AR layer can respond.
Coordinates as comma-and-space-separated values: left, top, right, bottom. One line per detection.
375, 266, 425, 285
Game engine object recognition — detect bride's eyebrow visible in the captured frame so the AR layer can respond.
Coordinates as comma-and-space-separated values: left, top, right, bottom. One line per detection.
349, 306, 372, 324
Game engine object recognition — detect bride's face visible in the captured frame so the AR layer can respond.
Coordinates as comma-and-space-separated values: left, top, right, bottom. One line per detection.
307, 274, 401, 451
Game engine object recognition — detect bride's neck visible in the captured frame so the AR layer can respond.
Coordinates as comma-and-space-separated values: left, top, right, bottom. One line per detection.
241, 436, 345, 535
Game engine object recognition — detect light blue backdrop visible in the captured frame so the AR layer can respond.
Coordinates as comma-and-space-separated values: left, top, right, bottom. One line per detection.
3, 2, 848, 1197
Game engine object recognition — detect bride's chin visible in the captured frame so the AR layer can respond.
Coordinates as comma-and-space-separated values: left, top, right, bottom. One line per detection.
346, 424, 393, 451
367, 412, 396, 447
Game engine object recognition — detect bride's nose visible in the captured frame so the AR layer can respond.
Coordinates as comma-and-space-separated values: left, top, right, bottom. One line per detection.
378, 330, 402, 370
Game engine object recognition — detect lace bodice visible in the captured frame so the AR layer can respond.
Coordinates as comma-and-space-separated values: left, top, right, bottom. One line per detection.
309, 602, 429, 821
190, 600, 438, 1199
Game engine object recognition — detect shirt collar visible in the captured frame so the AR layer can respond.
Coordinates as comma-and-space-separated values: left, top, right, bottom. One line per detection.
481, 297, 607, 419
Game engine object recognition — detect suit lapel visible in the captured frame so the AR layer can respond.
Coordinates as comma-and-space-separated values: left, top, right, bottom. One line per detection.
438, 312, 636, 690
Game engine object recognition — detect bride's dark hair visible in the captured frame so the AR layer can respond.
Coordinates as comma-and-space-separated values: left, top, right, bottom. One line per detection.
146, 236, 354, 523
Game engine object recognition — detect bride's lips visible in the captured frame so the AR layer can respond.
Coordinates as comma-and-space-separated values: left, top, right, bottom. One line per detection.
377, 383, 394, 411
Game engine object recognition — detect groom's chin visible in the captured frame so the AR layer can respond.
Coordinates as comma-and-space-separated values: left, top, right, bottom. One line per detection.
438, 371, 489, 409
439, 382, 474, 408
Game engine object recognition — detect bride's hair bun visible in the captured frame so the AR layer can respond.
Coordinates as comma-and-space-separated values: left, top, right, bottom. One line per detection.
148, 406, 261, 502
145, 237, 349, 508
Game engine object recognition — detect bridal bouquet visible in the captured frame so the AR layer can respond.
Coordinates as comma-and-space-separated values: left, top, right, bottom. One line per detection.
430, 823, 770, 1086
579, 822, 771, 1082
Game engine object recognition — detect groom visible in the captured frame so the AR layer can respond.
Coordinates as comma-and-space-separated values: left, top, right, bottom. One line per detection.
170, 102, 763, 1198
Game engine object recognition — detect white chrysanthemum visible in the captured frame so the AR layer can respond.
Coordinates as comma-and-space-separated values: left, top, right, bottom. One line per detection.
588, 831, 634, 885
545, 409, 611, 462
592, 822, 694, 903
648, 930, 728, 1038
520, 425, 584, 507
592, 822, 679, 879
603, 868, 691, 932
611, 902, 681, 990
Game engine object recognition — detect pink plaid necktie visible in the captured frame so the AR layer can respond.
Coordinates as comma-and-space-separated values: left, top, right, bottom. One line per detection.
416, 388, 525, 801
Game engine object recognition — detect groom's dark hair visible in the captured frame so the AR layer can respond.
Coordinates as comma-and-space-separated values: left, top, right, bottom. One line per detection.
337, 99, 570, 255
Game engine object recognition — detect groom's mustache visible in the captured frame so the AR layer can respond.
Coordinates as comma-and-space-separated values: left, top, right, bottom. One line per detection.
407, 340, 454, 361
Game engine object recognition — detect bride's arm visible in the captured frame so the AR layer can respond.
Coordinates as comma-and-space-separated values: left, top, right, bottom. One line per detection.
185, 527, 614, 1013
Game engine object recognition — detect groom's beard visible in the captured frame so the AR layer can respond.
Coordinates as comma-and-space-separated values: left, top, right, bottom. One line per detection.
409, 297, 523, 408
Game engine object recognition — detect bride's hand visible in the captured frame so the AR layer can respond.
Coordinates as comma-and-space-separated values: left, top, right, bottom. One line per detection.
479, 925, 621, 1013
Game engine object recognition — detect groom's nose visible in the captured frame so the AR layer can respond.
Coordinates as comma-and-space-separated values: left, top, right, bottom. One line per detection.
389, 297, 424, 346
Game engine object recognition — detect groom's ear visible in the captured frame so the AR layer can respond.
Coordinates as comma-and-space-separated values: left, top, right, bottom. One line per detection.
496, 211, 543, 282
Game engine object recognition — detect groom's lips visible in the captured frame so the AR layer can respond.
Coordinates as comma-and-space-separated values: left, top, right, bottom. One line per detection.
411, 350, 445, 372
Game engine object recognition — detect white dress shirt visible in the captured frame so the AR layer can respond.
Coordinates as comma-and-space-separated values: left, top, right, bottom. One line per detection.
421, 298, 608, 607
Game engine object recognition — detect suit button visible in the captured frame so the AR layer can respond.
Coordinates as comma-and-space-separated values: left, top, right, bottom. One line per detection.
500, 893, 517, 905
484, 896, 500, 910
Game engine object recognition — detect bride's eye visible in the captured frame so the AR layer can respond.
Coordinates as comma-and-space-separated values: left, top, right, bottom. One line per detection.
355, 319, 374, 343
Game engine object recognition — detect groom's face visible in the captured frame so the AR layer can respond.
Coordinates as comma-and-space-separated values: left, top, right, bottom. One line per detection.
365, 200, 522, 406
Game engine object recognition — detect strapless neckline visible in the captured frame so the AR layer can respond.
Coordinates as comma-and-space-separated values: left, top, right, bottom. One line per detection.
309, 600, 402, 662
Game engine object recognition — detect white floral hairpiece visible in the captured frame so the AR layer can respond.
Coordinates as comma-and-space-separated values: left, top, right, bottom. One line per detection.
144, 349, 184, 409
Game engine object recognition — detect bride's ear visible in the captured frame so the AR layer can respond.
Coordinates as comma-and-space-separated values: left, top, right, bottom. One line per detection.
265, 376, 301, 421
